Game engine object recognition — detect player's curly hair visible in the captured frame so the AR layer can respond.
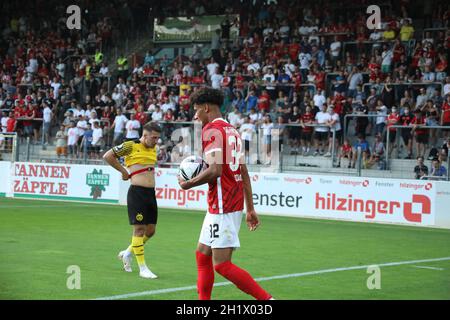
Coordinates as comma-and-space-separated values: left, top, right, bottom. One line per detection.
189, 87, 224, 107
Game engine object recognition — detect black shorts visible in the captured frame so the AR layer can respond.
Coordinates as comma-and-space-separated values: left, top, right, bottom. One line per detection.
330, 130, 342, 142
402, 130, 411, 144
127, 185, 158, 225
244, 140, 250, 151
301, 131, 312, 142
388, 130, 396, 143
415, 133, 428, 144
315, 131, 329, 141
289, 127, 301, 140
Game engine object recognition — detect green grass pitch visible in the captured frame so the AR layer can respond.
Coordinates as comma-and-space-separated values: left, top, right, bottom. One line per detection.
0, 198, 449, 300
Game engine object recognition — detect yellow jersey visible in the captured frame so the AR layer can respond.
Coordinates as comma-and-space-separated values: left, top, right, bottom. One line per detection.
400, 26, 414, 41
112, 140, 157, 167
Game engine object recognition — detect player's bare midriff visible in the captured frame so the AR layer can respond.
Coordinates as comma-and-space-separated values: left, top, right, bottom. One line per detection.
128, 163, 155, 188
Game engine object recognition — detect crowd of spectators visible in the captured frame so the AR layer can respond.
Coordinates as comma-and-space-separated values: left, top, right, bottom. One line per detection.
0, 0, 449, 173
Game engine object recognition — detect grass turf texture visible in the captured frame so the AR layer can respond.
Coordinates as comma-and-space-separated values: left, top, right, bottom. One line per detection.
0, 198, 449, 300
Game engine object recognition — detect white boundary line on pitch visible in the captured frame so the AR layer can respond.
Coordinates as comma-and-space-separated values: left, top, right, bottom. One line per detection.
0, 204, 94, 208
413, 265, 445, 271
93, 256, 450, 300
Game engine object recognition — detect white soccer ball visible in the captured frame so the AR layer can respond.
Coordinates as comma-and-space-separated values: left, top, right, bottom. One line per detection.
179, 155, 207, 181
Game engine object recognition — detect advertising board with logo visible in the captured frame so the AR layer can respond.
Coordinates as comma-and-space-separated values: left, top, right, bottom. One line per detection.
145, 169, 438, 227
252, 174, 437, 226
12, 162, 120, 203
4, 162, 447, 228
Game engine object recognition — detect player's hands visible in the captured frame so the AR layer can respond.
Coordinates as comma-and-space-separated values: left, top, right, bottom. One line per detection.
178, 175, 191, 190
246, 209, 260, 231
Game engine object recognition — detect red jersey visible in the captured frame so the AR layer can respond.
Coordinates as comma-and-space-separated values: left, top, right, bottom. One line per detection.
135, 112, 147, 125
202, 118, 244, 214
400, 114, 413, 126
288, 43, 300, 61
442, 102, 450, 123
342, 143, 352, 154
301, 113, 314, 133
387, 113, 400, 131
6, 118, 16, 132
257, 93, 270, 112
411, 116, 426, 135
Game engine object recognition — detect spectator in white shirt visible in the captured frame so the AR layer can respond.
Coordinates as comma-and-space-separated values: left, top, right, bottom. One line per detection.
206, 58, 219, 78
161, 97, 175, 113
313, 90, 326, 109
375, 99, 388, 136
125, 113, 141, 140
284, 58, 296, 77
115, 77, 128, 94
56, 59, 65, 78
227, 106, 241, 128
210, 67, 224, 89
314, 105, 332, 156
247, 59, 261, 73
151, 105, 163, 122
444, 77, 450, 96
91, 121, 103, 157
326, 105, 342, 157
88, 111, 100, 125
85, 104, 94, 120
261, 115, 274, 164
1, 111, 8, 133
26, 56, 38, 74
262, 67, 276, 99
42, 105, 52, 144
99, 63, 109, 76
330, 36, 341, 65
298, 51, 311, 81
50, 77, 61, 99
73, 105, 85, 118
112, 87, 124, 107
239, 116, 256, 164
76, 115, 88, 138
249, 108, 261, 123
111, 109, 128, 144
67, 121, 80, 158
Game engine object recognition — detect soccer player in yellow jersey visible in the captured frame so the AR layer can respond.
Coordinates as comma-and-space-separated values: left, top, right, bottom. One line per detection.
103, 122, 161, 279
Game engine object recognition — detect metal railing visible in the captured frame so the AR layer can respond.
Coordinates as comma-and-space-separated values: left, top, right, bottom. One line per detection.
385, 125, 450, 172
422, 28, 448, 40
362, 82, 444, 99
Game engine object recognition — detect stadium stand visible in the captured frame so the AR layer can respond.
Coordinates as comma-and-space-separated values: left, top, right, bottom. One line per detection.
0, 0, 449, 180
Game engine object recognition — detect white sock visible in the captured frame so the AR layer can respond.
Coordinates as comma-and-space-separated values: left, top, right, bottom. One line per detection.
125, 247, 133, 256
139, 264, 149, 272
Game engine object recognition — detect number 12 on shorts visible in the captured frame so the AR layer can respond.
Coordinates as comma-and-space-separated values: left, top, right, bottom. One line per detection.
209, 224, 219, 238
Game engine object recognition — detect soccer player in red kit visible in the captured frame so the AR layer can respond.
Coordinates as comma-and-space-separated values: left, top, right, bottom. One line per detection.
178, 88, 273, 300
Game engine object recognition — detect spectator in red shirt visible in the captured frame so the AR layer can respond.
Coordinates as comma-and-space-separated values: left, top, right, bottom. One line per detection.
6, 111, 16, 133
164, 108, 175, 122
135, 104, 148, 128
22, 103, 35, 139
441, 95, 450, 139
386, 106, 400, 156
257, 90, 271, 113
179, 91, 191, 113
411, 109, 428, 158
